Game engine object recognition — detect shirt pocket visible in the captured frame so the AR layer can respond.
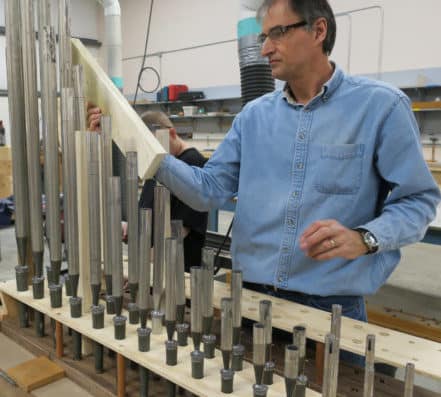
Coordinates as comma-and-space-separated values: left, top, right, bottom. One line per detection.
314, 143, 364, 195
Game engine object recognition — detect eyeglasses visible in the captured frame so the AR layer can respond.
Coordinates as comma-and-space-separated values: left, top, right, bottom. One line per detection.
257, 20, 307, 45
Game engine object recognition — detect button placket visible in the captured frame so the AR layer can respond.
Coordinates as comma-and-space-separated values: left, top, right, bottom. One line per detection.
276, 111, 312, 288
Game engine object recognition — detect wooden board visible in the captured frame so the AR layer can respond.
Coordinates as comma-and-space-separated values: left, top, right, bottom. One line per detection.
182, 277, 441, 380
6, 356, 64, 392
0, 176, 13, 198
0, 145, 12, 177
0, 279, 319, 397
71, 39, 166, 180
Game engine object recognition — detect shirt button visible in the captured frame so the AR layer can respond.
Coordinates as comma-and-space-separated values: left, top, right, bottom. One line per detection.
278, 276, 284, 282
292, 191, 298, 198
297, 163, 304, 169
299, 133, 305, 140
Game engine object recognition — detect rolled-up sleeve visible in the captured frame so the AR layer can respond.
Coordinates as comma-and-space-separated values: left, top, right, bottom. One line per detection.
361, 96, 441, 250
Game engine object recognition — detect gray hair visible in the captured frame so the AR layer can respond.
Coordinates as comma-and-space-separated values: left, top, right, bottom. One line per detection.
258, 0, 336, 55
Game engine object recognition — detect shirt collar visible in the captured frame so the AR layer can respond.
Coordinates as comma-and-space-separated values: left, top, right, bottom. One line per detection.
282, 62, 344, 106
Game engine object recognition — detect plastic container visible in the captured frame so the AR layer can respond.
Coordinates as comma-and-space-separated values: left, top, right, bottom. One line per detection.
182, 106, 198, 116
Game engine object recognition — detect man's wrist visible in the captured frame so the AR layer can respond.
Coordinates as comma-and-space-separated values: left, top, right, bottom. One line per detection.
354, 228, 379, 254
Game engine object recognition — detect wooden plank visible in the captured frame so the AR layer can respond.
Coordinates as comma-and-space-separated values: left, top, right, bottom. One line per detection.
6, 356, 64, 392
0, 279, 320, 397
0, 374, 33, 397
367, 306, 441, 343
0, 291, 19, 321
0, 175, 13, 198
71, 39, 166, 180
182, 277, 441, 380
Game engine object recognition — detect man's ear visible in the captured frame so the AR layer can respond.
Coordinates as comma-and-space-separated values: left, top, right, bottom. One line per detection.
313, 17, 327, 45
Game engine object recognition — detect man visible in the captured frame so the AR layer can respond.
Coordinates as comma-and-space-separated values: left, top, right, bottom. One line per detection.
153, 0, 440, 328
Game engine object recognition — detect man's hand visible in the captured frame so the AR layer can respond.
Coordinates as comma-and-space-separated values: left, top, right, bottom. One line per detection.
299, 219, 368, 260
87, 101, 102, 132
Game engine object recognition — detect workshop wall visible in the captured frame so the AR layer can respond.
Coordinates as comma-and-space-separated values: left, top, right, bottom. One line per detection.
120, 0, 441, 98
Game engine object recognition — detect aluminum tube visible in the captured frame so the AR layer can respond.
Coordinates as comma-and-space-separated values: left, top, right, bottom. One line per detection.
322, 333, 336, 397
138, 208, 152, 311
21, 0, 45, 272
109, 177, 123, 298
170, 220, 185, 306
231, 270, 243, 328
5, 0, 31, 265
126, 151, 139, 289
41, 25, 62, 266
37, 0, 50, 96
363, 334, 375, 397
58, 0, 72, 89
164, 237, 177, 322
284, 344, 299, 380
293, 325, 306, 372
72, 64, 87, 130
253, 322, 265, 385
259, 300, 272, 361
190, 266, 203, 334
201, 247, 214, 333
330, 305, 341, 397
221, 297, 233, 351
61, 88, 79, 276
153, 185, 168, 311
87, 133, 101, 286
404, 363, 415, 397
100, 116, 113, 278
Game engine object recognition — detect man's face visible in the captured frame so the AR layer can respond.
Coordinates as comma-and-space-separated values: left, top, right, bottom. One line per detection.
260, 0, 318, 81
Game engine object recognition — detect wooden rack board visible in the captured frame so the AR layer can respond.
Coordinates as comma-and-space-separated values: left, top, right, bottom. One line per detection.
181, 276, 441, 380
71, 39, 166, 179
0, 279, 320, 397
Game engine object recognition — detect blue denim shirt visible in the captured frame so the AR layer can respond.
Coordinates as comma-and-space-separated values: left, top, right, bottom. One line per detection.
156, 65, 441, 296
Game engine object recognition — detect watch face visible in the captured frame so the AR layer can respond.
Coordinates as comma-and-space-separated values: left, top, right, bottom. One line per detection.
364, 232, 378, 250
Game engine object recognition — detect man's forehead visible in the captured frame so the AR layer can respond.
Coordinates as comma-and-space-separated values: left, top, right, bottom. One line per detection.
263, 0, 300, 25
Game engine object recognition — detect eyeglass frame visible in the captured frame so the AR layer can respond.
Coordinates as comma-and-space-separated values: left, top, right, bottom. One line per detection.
257, 20, 308, 45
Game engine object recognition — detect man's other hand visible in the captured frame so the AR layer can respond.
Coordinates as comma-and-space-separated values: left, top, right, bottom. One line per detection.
87, 101, 102, 132
299, 219, 368, 260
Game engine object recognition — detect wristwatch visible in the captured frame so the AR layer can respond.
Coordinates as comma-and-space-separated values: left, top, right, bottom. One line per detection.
355, 228, 379, 254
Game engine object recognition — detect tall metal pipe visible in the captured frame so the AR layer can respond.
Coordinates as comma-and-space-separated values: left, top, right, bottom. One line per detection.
153, 185, 169, 311
165, 237, 177, 341
109, 177, 123, 316
100, 116, 113, 298
221, 297, 233, 370
5, 0, 31, 269
363, 334, 375, 397
126, 151, 139, 302
231, 270, 243, 345
72, 64, 87, 130
404, 363, 415, 397
138, 208, 152, 328
322, 334, 336, 397
87, 133, 102, 305
58, 0, 72, 90
21, 0, 45, 278
170, 220, 185, 324
253, 322, 266, 385
259, 300, 272, 362
40, 21, 62, 284
61, 88, 79, 295
330, 304, 342, 397
190, 266, 203, 351
201, 248, 214, 335
293, 325, 306, 373
284, 344, 299, 397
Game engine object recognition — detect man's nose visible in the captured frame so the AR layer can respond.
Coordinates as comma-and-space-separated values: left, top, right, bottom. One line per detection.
260, 38, 274, 57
